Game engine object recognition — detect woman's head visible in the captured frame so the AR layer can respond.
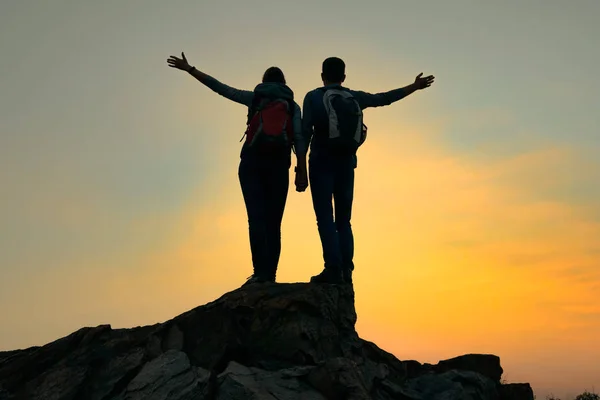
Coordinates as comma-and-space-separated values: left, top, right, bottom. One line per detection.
262, 67, 286, 84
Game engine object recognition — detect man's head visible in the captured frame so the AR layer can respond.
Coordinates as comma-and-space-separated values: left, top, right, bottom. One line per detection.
321, 57, 346, 85
262, 66, 286, 84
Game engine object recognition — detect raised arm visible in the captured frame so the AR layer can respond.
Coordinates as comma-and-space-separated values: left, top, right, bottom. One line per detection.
167, 52, 254, 107
353, 73, 435, 109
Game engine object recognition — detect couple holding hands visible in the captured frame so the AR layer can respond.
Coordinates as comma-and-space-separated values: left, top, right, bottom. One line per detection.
167, 53, 435, 287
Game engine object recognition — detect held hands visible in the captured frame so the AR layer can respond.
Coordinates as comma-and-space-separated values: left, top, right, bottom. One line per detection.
295, 166, 308, 192
414, 73, 435, 90
167, 52, 193, 72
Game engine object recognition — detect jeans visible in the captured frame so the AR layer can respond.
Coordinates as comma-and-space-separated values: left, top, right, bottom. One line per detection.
309, 154, 355, 274
238, 152, 290, 279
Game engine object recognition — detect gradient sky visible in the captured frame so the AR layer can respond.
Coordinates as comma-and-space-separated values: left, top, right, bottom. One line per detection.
1, 1, 599, 398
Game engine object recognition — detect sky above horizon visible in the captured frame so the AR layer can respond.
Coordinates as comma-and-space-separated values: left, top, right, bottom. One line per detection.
1, 1, 599, 398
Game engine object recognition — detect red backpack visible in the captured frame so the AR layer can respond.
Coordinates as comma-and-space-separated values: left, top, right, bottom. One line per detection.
241, 97, 294, 153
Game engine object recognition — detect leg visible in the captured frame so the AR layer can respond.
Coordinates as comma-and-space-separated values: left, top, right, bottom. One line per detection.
263, 158, 290, 281
309, 156, 344, 283
238, 158, 269, 280
333, 159, 355, 284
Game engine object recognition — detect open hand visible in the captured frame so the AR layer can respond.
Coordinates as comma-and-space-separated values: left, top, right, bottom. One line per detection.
414, 73, 435, 89
167, 52, 192, 72
295, 167, 308, 192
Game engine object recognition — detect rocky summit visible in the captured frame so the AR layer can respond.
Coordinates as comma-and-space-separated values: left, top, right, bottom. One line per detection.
0, 283, 534, 400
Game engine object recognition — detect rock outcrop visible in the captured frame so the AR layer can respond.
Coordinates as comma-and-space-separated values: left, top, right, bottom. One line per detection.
0, 283, 533, 399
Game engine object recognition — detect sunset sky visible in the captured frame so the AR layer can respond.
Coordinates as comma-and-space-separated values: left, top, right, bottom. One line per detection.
1, 1, 599, 398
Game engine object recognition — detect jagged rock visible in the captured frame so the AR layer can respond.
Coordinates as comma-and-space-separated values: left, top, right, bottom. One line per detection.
0, 324, 152, 400
216, 361, 323, 400
499, 383, 535, 400
124, 350, 210, 400
163, 325, 184, 352
406, 370, 499, 400
435, 354, 503, 382
307, 357, 371, 400
163, 283, 359, 372
359, 339, 413, 386
402, 359, 436, 379
0, 282, 533, 400
375, 379, 424, 400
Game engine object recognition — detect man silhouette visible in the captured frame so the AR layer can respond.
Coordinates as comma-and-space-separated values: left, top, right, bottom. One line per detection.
297, 57, 434, 284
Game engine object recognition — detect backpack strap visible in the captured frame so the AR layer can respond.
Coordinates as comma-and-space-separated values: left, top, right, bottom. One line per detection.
241, 94, 267, 142
275, 99, 291, 148
246, 94, 264, 125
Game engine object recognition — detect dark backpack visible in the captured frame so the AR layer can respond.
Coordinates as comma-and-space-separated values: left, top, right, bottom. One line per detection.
241, 95, 294, 154
321, 88, 367, 153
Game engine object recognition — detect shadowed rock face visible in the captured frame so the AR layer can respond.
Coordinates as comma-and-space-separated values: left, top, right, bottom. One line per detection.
0, 283, 533, 400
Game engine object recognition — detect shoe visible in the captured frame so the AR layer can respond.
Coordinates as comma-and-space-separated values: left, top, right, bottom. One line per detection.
342, 269, 353, 285
242, 274, 272, 287
310, 268, 344, 284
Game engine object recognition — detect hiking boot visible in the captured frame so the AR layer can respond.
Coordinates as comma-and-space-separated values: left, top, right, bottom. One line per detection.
342, 269, 353, 285
310, 268, 344, 284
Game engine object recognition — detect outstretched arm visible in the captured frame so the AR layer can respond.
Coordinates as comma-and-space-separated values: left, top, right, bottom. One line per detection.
354, 73, 435, 109
167, 52, 254, 107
